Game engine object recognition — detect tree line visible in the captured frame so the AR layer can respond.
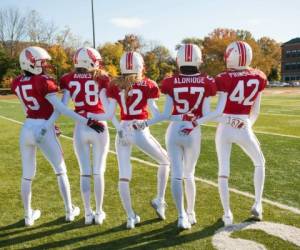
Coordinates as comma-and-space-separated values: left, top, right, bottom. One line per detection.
0, 7, 281, 88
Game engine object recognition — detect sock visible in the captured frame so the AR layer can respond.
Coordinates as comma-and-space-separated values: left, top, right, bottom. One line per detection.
21, 178, 32, 217
57, 173, 72, 213
184, 177, 196, 214
218, 177, 231, 216
80, 176, 92, 215
171, 178, 185, 217
94, 174, 104, 214
156, 164, 169, 202
254, 166, 265, 205
118, 181, 134, 218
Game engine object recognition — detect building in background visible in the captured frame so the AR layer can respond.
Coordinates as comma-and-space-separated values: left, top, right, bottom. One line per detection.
281, 38, 300, 82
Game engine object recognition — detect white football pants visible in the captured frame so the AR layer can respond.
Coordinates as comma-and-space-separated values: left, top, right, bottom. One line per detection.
73, 121, 109, 176
115, 121, 169, 180
20, 119, 66, 179
216, 115, 265, 177
166, 121, 201, 180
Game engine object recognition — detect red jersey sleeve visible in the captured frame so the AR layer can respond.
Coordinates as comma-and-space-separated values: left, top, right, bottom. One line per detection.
160, 78, 172, 96
147, 81, 160, 99
258, 71, 267, 92
215, 73, 229, 92
38, 76, 58, 96
60, 74, 69, 90
205, 77, 217, 97
107, 83, 118, 99
98, 75, 110, 90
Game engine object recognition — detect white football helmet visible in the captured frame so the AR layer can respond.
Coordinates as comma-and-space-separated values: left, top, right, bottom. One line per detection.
225, 41, 252, 70
73, 47, 102, 71
176, 44, 202, 68
120, 51, 144, 75
19, 46, 51, 75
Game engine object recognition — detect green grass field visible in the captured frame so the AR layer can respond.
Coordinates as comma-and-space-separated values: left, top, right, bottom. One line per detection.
0, 88, 299, 249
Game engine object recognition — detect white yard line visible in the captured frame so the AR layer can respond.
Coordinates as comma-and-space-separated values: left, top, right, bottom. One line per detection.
0, 114, 299, 215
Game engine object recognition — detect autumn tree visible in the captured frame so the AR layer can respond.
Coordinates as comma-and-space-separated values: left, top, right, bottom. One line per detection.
176, 37, 203, 50
257, 37, 281, 80
99, 42, 124, 76
48, 44, 72, 79
144, 45, 176, 82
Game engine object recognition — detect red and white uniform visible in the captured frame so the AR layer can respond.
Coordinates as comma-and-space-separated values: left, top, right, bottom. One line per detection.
107, 77, 169, 181
11, 74, 66, 179
107, 77, 159, 120
161, 73, 216, 178
60, 72, 109, 116
215, 68, 267, 177
11, 74, 58, 119
60, 72, 110, 176
216, 68, 267, 115
161, 73, 216, 117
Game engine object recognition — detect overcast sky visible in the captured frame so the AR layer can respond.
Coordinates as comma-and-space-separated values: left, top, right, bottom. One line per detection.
1, 0, 299, 53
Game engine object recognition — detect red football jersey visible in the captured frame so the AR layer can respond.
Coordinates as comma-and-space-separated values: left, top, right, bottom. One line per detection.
60, 72, 109, 114
215, 68, 267, 115
161, 73, 216, 117
107, 77, 159, 120
11, 74, 58, 119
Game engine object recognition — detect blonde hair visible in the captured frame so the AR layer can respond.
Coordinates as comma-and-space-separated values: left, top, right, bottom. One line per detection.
111, 73, 143, 99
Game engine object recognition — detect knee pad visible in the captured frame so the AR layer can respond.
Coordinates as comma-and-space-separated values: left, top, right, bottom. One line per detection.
93, 167, 105, 176
80, 166, 92, 176
159, 163, 170, 172
54, 161, 67, 176
183, 174, 194, 181
171, 171, 183, 180
218, 163, 230, 177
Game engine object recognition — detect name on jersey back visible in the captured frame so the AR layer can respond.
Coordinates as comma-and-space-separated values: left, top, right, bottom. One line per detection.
174, 77, 205, 84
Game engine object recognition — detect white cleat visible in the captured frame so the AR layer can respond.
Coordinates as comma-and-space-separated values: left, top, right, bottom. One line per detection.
66, 205, 80, 222
25, 209, 41, 227
251, 203, 263, 221
222, 212, 233, 226
85, 211, 95, 225
187, 212, 197, 225
178, 215, 191, 230
95, 212, 106, 225
151, 198, 167, 220
126, 214, 141, 229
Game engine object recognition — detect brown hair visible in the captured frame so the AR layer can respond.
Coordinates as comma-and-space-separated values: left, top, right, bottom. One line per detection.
111, 73, 142, 100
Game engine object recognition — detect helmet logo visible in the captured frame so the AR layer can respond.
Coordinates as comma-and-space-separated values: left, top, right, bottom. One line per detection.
87, 49, 97, 63
25, 50, 35, 64
224, 47, 234, 61
185, 44, 193, 62
126, 52, 133, 70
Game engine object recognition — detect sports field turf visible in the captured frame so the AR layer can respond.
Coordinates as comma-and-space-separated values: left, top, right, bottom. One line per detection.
0, 88, 299, 249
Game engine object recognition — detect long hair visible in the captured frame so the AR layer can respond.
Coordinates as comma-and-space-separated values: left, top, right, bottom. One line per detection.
111, 73, 142, 100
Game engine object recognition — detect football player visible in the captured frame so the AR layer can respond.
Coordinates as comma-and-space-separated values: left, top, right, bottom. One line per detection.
135, 44, 216, 229
11, 46, 104, 226
88, 51, 170, 229
59, 47, 109, 225
182, 41, 267, 226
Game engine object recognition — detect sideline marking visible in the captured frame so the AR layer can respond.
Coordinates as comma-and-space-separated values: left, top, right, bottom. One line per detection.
212, 221, 300, 250
0, 114, 299, 215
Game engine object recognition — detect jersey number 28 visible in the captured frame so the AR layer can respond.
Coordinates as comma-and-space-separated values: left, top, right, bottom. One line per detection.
69, 80, 99, 107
